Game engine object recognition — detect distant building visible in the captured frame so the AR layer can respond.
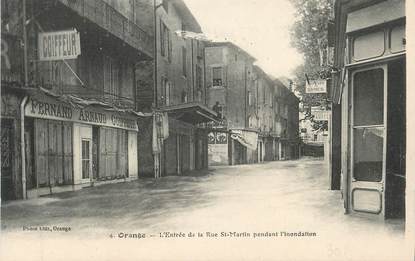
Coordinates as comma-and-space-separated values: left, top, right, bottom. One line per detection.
205, 42, 299, 166
273, 79, 300, 160
136, 0, 217, 177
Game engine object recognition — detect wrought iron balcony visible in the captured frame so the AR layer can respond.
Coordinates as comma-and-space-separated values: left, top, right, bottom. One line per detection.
55, 0, 153, 58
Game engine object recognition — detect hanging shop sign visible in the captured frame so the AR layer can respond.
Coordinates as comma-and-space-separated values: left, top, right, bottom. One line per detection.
313, 110, 331, 121
230, 130, 258, 150
25, 96, 138, 131
306, 79, 327, 94
38, 29, 81, 61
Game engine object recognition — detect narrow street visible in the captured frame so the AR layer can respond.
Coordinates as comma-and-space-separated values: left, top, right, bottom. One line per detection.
1, 158, 406, 260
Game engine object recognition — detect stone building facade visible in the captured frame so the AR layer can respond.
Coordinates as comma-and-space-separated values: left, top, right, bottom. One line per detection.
136, 0, 217, 177
205, 42, 299, 166
1, 0, 155, 200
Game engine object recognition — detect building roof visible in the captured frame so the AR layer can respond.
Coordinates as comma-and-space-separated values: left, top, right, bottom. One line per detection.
206, 41, 257, 62
169, 0, 202, 33
253, 65, 274, 85
158, 102, 219, 124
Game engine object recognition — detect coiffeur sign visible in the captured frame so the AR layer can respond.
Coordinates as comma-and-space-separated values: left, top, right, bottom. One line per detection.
38, 29, 81, 61
25, 96, 138, 132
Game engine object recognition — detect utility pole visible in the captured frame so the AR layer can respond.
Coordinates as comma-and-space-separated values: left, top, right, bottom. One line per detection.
153, 0, 163, 179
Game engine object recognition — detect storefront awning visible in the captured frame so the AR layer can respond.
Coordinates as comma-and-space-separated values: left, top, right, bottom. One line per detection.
24, 87, 147, 132
230, 129, 258, 150
159, 102, 219, 124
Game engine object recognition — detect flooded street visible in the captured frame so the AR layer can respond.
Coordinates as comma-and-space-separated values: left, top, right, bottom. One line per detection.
1, 158, 407, 260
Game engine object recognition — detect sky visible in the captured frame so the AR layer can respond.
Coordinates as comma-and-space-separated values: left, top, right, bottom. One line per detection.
183, 0, 304, 78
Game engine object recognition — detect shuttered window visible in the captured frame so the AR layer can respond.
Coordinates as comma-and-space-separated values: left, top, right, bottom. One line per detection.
98, 127, 128, 179
34, 119, 73, 187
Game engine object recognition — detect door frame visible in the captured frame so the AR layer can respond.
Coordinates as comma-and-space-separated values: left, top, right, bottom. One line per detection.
348, 64, 388, 216
81, 138, 93, 183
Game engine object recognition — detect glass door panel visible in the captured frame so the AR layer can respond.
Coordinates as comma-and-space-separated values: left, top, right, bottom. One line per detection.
82, 139, 91, 180
350, 65, 386, 216
353, 127, 384, 182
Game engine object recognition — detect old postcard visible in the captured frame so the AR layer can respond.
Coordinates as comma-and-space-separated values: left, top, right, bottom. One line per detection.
1, 0, 414, 260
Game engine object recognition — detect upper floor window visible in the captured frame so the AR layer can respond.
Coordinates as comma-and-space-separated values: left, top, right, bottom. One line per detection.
181, 90, 188, 103
212, 67, 223, 87
197, 90, 203, 102
196, 65, 202, 89
160, 21, 171, 62
213, 101, 223, 119
162, 77, 171, 106
269, 95, 273, 107
103, 55, 120, 98
162, 0, 169, 13
248, 91, 252, 106
182, 46, 187, 76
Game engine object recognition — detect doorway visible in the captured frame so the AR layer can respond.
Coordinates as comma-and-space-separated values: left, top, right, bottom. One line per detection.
349, 59, 406, 218
81, 139, 92, 181
1, 119, 15, 200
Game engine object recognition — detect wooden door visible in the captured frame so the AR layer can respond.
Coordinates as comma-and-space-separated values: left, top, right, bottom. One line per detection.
62, 122, 73, 184
1, 119, 15, 200
34, 119, 73, 188
164, 134, 177, 175
35, 119, 49, 187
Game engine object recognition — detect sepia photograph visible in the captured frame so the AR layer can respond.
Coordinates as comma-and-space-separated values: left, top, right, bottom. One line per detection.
0, 0, 414, 260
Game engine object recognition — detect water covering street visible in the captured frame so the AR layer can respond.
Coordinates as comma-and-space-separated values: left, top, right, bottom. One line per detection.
1, 158, 407, 260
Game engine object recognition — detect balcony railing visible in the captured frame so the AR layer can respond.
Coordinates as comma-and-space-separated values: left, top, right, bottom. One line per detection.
56, 0, 153, 57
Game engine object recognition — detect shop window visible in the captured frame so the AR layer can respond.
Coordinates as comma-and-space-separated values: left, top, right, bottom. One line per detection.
212, 67, 223, 87
353, 30, 385, 61
353, 68, 384, 126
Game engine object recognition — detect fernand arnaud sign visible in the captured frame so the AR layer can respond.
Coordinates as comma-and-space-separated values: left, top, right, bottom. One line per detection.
25, 97, 138, 131
306, 79, 327, 94
38, 29, 81, 61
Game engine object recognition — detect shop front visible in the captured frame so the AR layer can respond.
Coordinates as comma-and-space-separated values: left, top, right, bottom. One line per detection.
332, 0, 406, 219
23, 91, 139, 198
157, 103, 218, 176
1, 88, 26, 201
